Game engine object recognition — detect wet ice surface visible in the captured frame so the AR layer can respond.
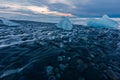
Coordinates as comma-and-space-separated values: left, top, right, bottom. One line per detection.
0, 20, 120, 80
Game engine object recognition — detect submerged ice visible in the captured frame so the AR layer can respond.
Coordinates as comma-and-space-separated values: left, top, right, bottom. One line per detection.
87, 15, 119, 28
56, 17, 73, 30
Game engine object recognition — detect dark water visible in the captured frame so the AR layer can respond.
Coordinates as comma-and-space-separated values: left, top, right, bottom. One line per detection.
0, 21, 120, 80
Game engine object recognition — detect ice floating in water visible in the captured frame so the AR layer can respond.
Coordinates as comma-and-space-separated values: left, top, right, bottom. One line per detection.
46, 66, 54, 76
0, 17, 20, 27
87, 15, 119, 28
56, 17, 73, 30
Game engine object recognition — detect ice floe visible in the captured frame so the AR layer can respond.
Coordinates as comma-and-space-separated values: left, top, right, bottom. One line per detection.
87, 15, 119, 28
0, 17, 20, 27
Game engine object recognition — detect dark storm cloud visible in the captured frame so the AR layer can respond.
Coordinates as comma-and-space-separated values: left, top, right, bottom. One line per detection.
72, 0, 120, 17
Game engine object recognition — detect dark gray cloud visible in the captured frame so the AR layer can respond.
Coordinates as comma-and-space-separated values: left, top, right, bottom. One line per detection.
73, 0, 120, 17
0, 0, 120, 17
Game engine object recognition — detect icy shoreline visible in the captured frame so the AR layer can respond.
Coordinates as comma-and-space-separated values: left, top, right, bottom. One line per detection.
0, 20, 120, 49
0, 21, 120, 80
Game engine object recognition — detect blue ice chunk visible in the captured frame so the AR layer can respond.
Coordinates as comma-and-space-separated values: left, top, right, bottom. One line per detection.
56, 17, 73, 30
87, 15, 119, 28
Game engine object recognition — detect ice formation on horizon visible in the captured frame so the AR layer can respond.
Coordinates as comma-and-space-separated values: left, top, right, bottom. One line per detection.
56, 17, 73, 30
87, 15, 119, 28
0, 17, 20, 27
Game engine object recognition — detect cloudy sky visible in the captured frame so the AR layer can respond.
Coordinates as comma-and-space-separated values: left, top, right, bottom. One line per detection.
0, 0, 120, 18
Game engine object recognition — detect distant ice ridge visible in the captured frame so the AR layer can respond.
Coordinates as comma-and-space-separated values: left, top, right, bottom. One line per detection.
0, 17, 20, 27
87, 15, 119, 28
56, 17, 73, 30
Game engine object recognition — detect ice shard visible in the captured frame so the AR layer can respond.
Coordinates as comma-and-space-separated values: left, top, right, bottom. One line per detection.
56, 17, 73, 30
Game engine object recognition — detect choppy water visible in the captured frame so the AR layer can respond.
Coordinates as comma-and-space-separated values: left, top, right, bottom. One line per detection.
0, 20, 120, 80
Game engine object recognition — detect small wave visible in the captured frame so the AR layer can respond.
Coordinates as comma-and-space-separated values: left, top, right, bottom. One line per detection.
0, 39, 36, 48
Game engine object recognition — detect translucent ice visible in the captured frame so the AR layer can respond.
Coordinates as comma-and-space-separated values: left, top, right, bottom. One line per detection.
0, 17, 20, 27
87, 15, 119, 28
56, 17, 73, 30
46, 66, 54, 76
